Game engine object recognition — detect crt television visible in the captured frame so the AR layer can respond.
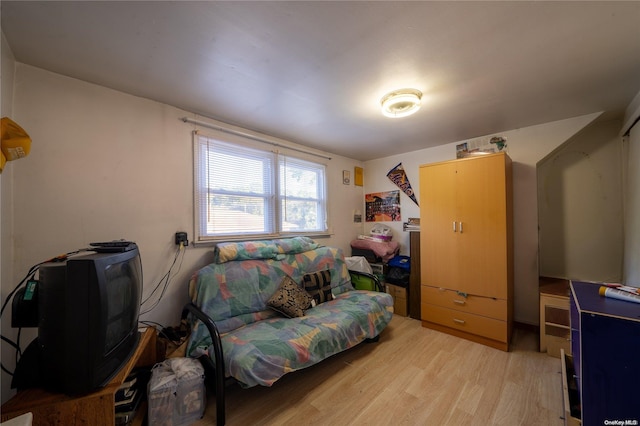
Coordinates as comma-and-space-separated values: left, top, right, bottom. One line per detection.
35, 247, 142, 395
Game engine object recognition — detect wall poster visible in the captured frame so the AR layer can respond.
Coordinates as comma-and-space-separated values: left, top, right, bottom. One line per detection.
365, 190, 401, 222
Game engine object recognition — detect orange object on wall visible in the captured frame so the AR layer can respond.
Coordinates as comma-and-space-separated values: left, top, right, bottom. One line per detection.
1, 117, 32, 172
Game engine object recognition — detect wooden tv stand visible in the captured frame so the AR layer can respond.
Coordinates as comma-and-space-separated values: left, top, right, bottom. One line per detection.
1, 327, 158, 426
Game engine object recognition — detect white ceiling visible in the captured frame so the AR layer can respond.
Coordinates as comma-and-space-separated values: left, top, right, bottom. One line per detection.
2, 1, 640, 161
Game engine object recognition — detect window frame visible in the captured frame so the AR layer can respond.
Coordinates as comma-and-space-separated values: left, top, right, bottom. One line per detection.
193, 130, 329, 243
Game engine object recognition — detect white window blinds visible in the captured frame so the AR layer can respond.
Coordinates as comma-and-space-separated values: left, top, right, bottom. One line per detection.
194, 133, 328, 242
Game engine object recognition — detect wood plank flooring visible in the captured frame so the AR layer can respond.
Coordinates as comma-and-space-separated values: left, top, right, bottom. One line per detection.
192, 315, 565, 425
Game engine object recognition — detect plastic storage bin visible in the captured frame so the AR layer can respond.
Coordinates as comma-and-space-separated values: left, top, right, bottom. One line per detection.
148, 357, 206, 426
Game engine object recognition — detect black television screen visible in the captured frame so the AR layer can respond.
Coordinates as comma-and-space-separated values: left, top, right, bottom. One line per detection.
36, 247, 142, 395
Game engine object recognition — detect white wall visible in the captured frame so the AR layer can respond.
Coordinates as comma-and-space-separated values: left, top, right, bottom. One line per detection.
537, 119, 624, 282
1, 63, 365, 403
623, 90, 640, 285
363, 112, 601, 325
1, 31, 17, 405
3, 57, 636, 404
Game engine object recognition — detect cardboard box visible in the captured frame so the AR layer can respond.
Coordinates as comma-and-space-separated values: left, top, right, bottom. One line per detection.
386, 283, 408, 316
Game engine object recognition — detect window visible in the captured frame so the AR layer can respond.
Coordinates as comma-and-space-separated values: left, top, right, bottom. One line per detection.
194, 132, 328, 242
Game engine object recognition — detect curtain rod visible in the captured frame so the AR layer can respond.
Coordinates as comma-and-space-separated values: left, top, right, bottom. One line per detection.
181, 117, 332, 160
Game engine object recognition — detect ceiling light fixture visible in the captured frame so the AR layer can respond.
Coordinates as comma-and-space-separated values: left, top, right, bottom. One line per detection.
380, 89, 423, 118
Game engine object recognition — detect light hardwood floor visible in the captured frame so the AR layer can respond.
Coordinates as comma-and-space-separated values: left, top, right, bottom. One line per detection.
193, 315, 565, 425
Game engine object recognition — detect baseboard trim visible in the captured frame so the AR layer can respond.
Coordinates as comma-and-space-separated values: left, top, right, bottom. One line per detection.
514, 321, 539, 334
421, 320, 509, 352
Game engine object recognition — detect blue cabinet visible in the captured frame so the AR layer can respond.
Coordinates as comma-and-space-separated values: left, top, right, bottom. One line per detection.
570, 281, 640, 426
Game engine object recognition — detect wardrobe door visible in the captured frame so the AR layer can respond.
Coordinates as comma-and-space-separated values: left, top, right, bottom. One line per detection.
456, 154, 509, 298
420, 160, 459, 291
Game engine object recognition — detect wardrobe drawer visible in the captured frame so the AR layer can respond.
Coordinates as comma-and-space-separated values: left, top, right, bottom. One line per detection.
421, 286, 507, 320
423, 303, 508, 342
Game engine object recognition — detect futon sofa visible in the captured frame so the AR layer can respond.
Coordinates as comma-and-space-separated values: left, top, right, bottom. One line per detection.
182, 237, 394, 424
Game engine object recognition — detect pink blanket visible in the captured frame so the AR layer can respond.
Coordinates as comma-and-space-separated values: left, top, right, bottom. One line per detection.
350, 239, 399, 262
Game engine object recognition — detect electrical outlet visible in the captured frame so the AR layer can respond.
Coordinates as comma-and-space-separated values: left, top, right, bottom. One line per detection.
175, 232, 188, 246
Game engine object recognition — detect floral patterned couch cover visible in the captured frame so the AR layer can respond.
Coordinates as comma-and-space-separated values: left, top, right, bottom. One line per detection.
186, 237, 394, 388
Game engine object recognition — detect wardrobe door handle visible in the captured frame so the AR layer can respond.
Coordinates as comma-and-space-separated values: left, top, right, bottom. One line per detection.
459, 222, 463, 233
453, 221, 457, 232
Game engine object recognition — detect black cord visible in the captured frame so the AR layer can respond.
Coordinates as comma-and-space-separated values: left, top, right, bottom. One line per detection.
140, 246, 184, 314
1, 268, 38, 318
1, 248, 90, 319
140, 246, 181, 306
0, 247, 91, 377
139, 320, 164, 330
140, 245, 185, 315
15, 328, 22, 367
0, 268, 37, 377
1, 335, 21, 352
1, 363, 14, 376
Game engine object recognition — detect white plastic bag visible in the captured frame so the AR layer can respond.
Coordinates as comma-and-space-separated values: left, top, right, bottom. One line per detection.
345, 256, 374, 274
148, 358, 205, 426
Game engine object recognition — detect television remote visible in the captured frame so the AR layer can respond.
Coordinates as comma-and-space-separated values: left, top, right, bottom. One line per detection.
90, 240, 137, 252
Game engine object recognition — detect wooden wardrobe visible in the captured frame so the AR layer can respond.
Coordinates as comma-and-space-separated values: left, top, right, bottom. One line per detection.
419, 152, 513, 351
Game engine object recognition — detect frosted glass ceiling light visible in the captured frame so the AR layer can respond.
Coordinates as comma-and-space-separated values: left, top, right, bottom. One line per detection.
380, 89, 422, 118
